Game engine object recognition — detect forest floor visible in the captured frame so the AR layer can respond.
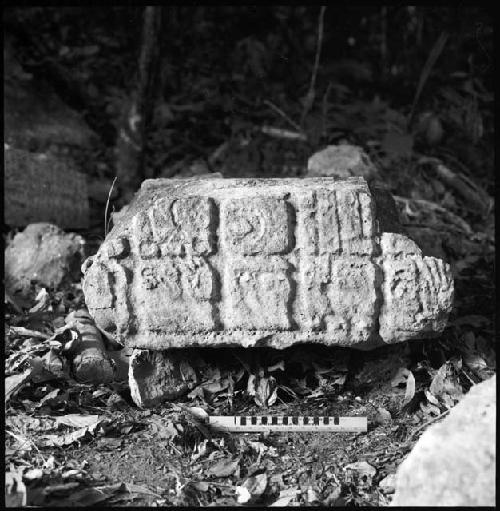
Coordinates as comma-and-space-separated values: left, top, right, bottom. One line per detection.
5, 7, 495, 507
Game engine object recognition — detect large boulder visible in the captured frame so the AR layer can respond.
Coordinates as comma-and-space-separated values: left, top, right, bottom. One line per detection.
5, 146, 89, 229
5, 223, 85, 298
4, 39, 97, 155
392, 375, 496, 506
82, 177, 453, 350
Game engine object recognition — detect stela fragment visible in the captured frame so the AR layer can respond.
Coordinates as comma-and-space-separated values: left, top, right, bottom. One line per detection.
82, 177, 453, 350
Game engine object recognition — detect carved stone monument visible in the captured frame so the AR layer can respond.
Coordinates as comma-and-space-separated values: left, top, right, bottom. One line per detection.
82, 177, 453, 351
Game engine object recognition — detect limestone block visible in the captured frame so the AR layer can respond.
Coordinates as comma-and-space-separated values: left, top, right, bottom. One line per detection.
82, 177, 453, 350
6, 223, 85, 298
392, 375, 496, 506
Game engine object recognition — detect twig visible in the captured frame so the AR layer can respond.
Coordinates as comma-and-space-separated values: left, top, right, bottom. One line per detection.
394, 195, 473, 235
301, 5, 327, 125
405, 408, 450, 445
263, 100, 302, 133
261, 126, 307, 141
104, 177, 117, 237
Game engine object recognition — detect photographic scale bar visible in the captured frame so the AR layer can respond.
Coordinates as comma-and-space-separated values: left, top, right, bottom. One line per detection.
208, 416, 367, 433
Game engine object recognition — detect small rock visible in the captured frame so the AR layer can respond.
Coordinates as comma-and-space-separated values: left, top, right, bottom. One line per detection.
129, 349, 198, 407
106, 392, 128, 411
392, 375, 496, 506
5, 223, 84, 298
374, 407, 392, 425
108, 347, 133, 381
306, 144, 378, 181
344, 461, 376, 487
378, 473, 396, 494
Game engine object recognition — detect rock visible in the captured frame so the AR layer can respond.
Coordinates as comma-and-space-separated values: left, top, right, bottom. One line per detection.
108, 347, 133, 381
378, 473, 396, 494
392, 375, 496, 506
306, 145, 378, 181
5, 146, 90, 229
82, 177, 453, 350
129, 349, 198, 407
65, 309, 114, 384
5, 223, 85, 298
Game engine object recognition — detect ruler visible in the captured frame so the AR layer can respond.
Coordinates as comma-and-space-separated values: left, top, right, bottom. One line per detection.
207, 415, 367, 433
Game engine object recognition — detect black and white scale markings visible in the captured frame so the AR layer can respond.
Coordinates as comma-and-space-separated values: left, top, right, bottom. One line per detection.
208, 415, 367, 433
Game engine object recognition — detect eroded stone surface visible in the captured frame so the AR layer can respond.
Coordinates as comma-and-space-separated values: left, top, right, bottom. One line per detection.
392, 375, 496, 506
82, 177, 453, 349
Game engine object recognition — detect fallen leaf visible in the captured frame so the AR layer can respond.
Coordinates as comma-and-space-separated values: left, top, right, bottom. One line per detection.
374, 407, 392, 426
424, 390, 439, 406
191, 481, 210, 492
429, 363, 447, 396
9, 326, 50, 339
391, 367, 410, 387
463, 353, 487, 372
344, 461, 376, 487
37, 420, 100, 448
6, 430, 33, 452
306, 486, 319, 503
149, 419, 179, 440
5, 470, 27, 507
62, 469, 83, 479
125, 483, 162, 497
23, 468, 44, 481
206, 457, 240, 478
237, 473, 268, 503
270, 487, 300, 507
43, 455, 56, 469
36, 388, 61, 408
249, 370, 278, 407
5, 368, 32, 404
378, 473, 396, 494
55, 414, 100, 429
419, 401, 440, 417
29, 288, 51, 313
403, 371, 416, 405
235, 486, 252, 504
186, 407, 209, 422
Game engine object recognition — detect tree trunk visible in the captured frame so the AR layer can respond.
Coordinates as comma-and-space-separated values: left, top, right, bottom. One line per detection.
115, 6, 163, 198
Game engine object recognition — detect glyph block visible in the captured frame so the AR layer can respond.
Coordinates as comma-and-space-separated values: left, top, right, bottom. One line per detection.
82, 177, 453, 349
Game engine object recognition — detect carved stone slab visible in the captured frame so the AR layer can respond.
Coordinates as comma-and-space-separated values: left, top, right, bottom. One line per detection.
82, 177, 453, 349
